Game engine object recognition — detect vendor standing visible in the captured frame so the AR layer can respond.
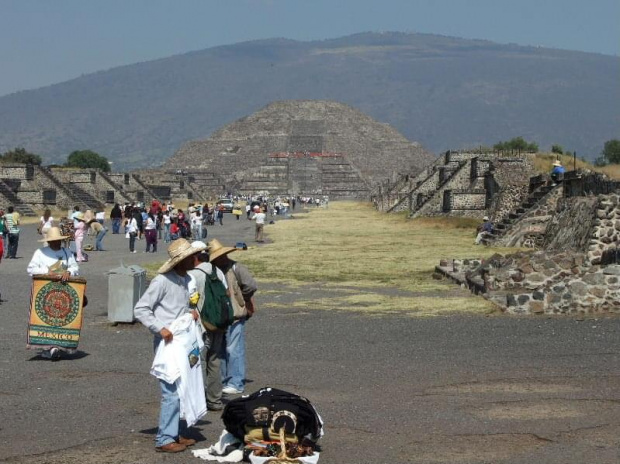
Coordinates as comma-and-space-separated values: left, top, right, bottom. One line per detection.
27, 227, 79, 359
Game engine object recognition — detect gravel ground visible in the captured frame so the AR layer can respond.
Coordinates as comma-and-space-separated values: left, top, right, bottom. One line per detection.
0, 213, 619, 464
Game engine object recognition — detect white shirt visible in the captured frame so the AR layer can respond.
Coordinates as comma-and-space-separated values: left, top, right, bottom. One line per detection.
27, 247, 79, 276
127, 218, 138, 234
252, 212, 266, 225
150, 314, 206, 427
145, 217, 156, 230
40, 216, 54, 230
95, 212, 105, 221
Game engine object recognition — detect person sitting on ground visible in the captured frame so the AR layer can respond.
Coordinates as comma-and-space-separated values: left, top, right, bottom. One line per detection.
27, 227, 79, 360
550, 160, 565, 185
475, 216, 493, 245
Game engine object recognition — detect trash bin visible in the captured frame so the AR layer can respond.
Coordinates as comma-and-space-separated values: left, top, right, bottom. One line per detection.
107, 264, 147, 323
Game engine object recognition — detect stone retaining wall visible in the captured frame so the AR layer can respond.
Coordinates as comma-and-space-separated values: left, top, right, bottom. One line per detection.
436, 253, 620, 315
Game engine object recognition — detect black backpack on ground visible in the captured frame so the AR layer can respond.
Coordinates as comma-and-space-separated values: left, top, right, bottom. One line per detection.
222, 387, 323, 444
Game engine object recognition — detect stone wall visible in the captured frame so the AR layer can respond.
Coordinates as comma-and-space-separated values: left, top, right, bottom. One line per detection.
437, 252, 620, 315
0, 165, 33, 180
496, 185, 563, 247
587, 194, 620, 265
544, 197, 598, 252
444, 190, 487, 211
487, 157, 534, 222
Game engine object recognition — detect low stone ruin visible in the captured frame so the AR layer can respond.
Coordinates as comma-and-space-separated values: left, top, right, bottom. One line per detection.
436, 192, 620, 315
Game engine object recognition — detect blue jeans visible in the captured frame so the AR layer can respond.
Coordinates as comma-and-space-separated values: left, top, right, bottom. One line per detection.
129, 232, 136, 252
153, 336, 185, 447
164, 224, 171, 243
157, 379, 183, 447
95, 228, 107, 250
220, 318, 246, 391
112, 218, 121, 234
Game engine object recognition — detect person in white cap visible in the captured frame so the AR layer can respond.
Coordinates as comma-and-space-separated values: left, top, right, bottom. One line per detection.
475, 216, 494, 245
550, 159, 565, 185
250, 206, 266, 242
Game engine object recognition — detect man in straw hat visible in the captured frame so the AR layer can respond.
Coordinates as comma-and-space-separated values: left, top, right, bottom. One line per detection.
550, 159, 565, 185
187, 241, 229, 411
208, 239, 257, 396
134, 238, 204, 453
27, 227, 79, 359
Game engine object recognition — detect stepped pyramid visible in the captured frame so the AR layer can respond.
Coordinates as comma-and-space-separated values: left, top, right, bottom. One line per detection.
166, 100, 433, 197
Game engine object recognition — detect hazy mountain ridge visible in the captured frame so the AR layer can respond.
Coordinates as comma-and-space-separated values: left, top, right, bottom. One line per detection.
0, 32, 617, 169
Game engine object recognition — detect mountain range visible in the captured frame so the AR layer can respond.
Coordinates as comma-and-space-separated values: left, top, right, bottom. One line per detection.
0, 32, 618, 169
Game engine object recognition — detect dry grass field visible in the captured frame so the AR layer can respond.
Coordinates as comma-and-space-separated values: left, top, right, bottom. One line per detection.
236, 202, 507, 316
534, 152, 620, 179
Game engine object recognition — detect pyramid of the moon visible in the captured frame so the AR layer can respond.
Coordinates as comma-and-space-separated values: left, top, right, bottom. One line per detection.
167, 100, 434, 197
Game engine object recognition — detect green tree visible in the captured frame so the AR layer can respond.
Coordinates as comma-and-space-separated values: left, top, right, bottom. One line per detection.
493, 137, 538, 153
0, 147, 42, 165
551, 144, 563, 155
65, 150, 111, 171
601, 139, 620, 164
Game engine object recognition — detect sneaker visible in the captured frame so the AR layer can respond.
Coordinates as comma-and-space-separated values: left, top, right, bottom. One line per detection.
131, 250, 137, 254
50, 347, 61, 359
222, 386, 243, 395
207, 402, 224, 411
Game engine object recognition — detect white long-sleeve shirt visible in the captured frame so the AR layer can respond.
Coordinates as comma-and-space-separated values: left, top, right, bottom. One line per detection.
27, 247, 79, 276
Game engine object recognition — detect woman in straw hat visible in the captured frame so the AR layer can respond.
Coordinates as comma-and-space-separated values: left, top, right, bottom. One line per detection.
134, 238, 205, 453
27, 226, 80, 360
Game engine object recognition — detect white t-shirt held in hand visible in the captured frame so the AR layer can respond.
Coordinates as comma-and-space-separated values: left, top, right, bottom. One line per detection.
150, 314, 206, 426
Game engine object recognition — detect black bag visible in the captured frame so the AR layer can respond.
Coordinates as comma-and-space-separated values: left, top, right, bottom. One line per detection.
222, 387, 323, 444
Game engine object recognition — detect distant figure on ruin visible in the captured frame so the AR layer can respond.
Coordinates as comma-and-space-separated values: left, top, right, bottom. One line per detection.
550, 160, 565, 185
475, 216, 493, 245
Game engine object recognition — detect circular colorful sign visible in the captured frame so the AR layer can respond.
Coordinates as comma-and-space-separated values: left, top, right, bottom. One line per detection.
35, 281, 80, 327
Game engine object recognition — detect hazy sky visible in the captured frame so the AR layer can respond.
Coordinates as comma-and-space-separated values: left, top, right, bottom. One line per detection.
1, 0, 618, 97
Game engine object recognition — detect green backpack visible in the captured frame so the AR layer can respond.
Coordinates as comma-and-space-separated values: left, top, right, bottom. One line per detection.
196, 268, 234, 331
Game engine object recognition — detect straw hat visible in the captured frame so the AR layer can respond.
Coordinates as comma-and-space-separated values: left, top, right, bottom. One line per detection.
553, 160, 562, 166
207, 239, 237, 261
158, 238, 204, 274
74, 212, 85, 221
40, 227, 70, 242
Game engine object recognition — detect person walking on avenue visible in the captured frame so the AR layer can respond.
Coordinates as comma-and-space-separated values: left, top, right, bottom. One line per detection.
5, 206, 20, 259
38, 209, 54, 242
73, 212, 92, 262
134, 239, 204, 453
145, 212, 158, 253
251, 205, 266, 242
110, 203, 123, 234
208, 239, 257, 395
126, 214, 138, 253
187, 242, 229, 411
27, 227, 79, 360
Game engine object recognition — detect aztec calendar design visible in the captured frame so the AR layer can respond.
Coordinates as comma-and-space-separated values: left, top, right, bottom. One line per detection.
34, 282, 80, 327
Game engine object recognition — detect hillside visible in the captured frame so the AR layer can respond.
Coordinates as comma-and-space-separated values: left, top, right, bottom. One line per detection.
0, 32, 618, 169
